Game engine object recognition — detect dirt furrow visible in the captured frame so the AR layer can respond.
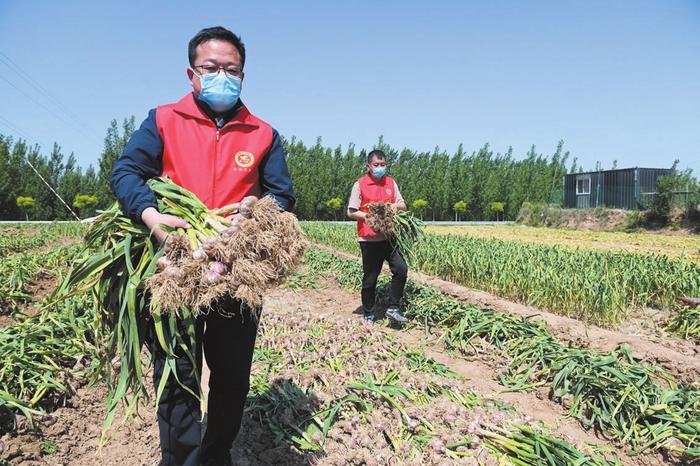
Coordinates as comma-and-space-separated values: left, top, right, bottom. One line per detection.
283, 282, 665, 466
314, 244, 700, 382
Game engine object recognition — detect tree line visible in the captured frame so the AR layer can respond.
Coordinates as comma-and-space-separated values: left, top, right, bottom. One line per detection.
0, 118, 134, 221
286, 136, 571, 221
2, 117, 658, 222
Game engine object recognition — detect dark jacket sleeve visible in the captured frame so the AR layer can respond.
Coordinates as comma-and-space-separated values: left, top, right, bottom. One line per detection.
258, 129, 296, 212
110, 109, 163, 223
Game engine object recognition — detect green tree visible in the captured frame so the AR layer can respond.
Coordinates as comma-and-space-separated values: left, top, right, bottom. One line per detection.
23, 144, 53, 219
82, 165, 99, 195
16, 196, 35, 221
97, 117, 136, 209
644, 168, 696, 226
489, 201, 505, 221
73, 194, 98, 217
569, 157, 578, 175
325, 197, 343, 220
0, 135, 21, 219
0, 130, 128, 220
453, 200, 467, 221
57, 153, 83, 220
412, 198, 429, 219
24, 143, 81, 220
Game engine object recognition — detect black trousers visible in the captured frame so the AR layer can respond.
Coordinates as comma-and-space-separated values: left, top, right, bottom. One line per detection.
359, 240, 408, 310
148, 298, 260, 466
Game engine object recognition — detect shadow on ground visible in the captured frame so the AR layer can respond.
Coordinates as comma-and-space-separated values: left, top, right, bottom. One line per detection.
229, 378, 323, 466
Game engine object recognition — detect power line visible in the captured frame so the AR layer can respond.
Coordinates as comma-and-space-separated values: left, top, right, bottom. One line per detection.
0, 72, 99, 143
0, 51, 102, 141
0, 115, 33, 140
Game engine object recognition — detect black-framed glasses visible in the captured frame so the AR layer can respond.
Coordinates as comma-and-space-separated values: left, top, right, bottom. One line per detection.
193, 64, 243, 78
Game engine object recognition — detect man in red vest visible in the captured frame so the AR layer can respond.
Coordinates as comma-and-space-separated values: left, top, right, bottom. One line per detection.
111, 26, 294, 466
347, 150, 409, 323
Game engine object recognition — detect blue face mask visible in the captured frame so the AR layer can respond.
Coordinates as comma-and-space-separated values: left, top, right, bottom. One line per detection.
371, 166, 387, 179
196, 70, 242, 113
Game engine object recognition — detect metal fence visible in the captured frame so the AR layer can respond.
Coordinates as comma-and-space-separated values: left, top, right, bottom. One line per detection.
638, 191, 699, 209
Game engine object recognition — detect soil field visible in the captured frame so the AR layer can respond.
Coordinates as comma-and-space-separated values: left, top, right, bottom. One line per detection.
1, 280, 663, 466
1, 225, 698, 465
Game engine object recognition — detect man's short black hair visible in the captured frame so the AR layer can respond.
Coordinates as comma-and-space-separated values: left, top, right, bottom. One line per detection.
367, 150, 386, 164
188, 26, 246, 68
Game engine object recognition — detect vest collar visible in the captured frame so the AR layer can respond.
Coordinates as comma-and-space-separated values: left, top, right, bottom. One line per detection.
171, 93, 259, 129
362, 173, 388, 185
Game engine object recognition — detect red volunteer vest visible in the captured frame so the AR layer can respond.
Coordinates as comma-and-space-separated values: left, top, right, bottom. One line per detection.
357, 173, 397, 238
156, 94, 274, 209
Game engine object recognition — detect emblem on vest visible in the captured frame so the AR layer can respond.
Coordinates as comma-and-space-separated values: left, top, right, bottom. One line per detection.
234, 151, 255, 168
385, 188, 392, 195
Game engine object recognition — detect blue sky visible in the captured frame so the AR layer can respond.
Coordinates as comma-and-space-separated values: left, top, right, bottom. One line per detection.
1, 1, 698, 175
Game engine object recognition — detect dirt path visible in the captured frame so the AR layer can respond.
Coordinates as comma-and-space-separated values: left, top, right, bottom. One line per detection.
415, 272, 700, 382
315, 244, 700, 382
0, 238, 81, 329
0, 271, 56, 330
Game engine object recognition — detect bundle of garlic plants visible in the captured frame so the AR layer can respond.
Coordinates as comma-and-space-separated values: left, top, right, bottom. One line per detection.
57, 177, 305, 438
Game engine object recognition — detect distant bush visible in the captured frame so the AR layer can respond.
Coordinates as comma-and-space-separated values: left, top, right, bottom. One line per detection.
517, 202, 556, 227
682, 189, 700, 232
623, 211, 643, 232
641, 175, 676, 227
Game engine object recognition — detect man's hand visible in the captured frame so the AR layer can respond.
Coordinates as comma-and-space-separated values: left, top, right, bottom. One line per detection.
392, 201, 407, 211
347, 208, 367, 221
141, 207, 191, 243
